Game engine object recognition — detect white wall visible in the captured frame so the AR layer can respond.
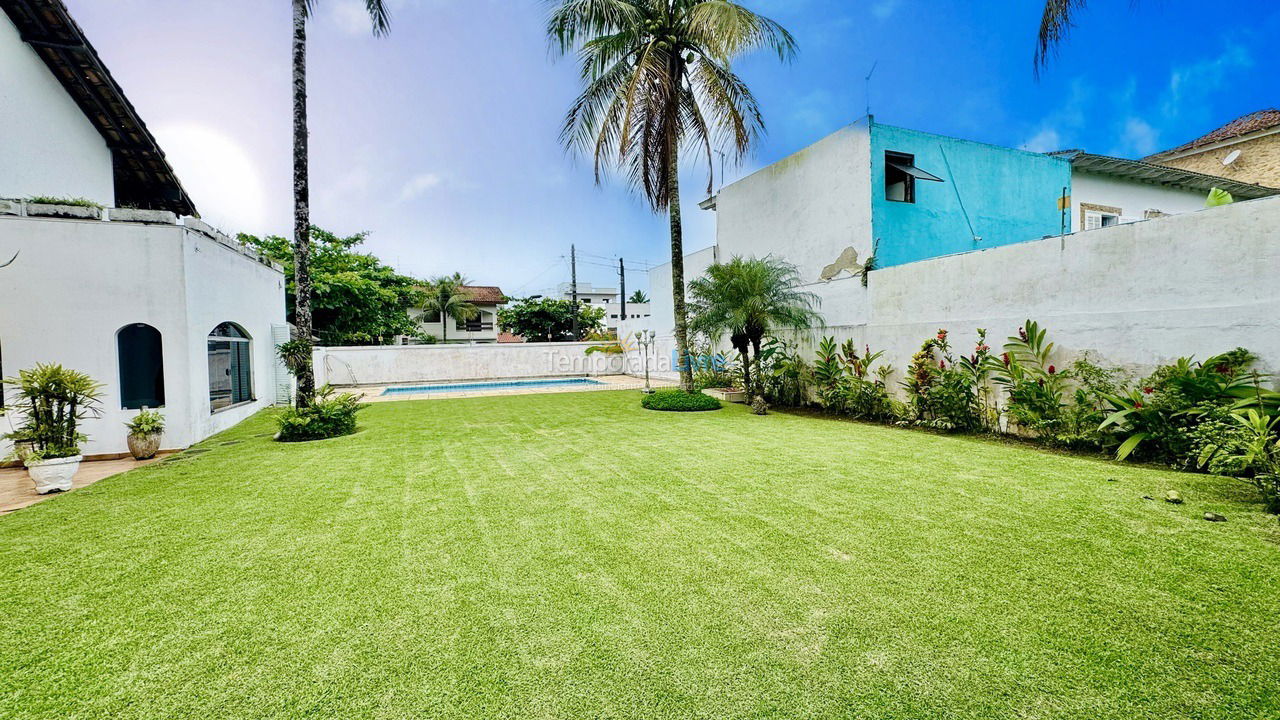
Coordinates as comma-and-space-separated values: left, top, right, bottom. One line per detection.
313, 342, 634, 386
1071, 171, 1208, 229
181, 229, 288, 444
0, 15, 115, 205
0, 213, 284, 457
853, 195, 1280, 376
714, 122, 874, 328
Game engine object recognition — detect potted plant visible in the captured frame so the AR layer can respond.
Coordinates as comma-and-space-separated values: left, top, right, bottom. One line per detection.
2, 364, 103, 494
125, 409, 165, 460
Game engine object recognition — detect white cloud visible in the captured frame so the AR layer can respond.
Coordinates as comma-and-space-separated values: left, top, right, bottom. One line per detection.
872, 0, 902, 19
1113, 117, 1160, 157
1162, 45, 1252, 118
327, 1, 375, 36
397, 173, 444, 202
1020, 128, 1063, 153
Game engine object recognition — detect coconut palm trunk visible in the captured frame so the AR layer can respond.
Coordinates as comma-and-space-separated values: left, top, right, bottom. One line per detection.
291, 0, 316, 407
667, 143, 693, 391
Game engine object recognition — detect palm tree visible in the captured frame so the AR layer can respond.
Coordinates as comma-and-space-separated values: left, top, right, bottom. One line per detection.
420, 275, 479, 343
688, 256, 821, 398
628, 289, 650, 304
548, 0, 796, 391
291, 0, 390, 406
1035, 0, 1089, 74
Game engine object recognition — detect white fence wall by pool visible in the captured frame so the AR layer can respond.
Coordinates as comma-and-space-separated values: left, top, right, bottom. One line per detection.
314, 342, 645, 387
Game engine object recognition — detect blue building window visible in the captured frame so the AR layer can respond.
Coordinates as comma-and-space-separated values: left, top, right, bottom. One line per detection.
885, 151, 943, 203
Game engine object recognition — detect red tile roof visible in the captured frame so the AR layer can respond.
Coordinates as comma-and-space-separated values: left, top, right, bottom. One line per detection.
460, 285, 506, 305
496, 332, 524, 344
1147, 108, 1280, 159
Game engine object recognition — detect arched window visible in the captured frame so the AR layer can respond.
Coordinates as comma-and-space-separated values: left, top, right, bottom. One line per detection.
117, 324, 165, 409
208, 323, 253, 411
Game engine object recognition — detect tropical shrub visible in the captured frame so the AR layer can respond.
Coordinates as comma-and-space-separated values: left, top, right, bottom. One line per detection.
1198, 410, 1280, 513
125, 410, 166, 437
2, 364, 103, 461
1099, 349, 1265, 463
756, 337, 812, 408
987, 320, 1066, 436
276, 385, 365, 442
902, 330, 983, 431
641, 389, 722, 412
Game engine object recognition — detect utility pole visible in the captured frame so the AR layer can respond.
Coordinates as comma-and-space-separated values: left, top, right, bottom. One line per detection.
570, 244, 579, 341
619, 257, 626, 331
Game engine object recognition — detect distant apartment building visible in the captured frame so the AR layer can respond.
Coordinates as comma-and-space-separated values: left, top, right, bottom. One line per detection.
557, 282, 650, 333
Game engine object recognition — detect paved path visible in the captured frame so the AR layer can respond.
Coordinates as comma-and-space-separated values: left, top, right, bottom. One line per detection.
1, 457, 159, 515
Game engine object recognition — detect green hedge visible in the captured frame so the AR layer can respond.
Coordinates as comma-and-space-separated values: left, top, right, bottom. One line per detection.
641, 389, 722, 412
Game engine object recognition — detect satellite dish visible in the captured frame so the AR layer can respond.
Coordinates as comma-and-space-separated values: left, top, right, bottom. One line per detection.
1222, 149, 1242, 166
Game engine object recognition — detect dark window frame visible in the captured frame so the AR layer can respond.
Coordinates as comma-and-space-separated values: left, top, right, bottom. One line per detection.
117, 323, 166, 410
208, 322, 254, 413
885, 151, 917, 203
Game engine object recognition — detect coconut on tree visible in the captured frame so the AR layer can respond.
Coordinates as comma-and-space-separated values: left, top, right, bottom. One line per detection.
548, 0, 796, 391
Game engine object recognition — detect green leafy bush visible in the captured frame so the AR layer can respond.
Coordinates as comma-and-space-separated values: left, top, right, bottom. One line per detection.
2, 363, 103, 461
756, 338, 811, 408
26, 195, 103, 208
641, 390, 722, 412
276, 386, 366, 442
125, 410, 166, 437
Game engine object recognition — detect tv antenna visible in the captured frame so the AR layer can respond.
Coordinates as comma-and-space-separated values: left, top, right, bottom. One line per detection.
1222, 149, 1242, 166
864, 60, 878, 117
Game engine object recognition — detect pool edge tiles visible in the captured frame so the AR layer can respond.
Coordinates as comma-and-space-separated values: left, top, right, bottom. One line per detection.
380, 377, 605, 396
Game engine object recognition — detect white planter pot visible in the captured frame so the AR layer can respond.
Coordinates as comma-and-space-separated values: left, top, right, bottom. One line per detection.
25, 455, 83, 494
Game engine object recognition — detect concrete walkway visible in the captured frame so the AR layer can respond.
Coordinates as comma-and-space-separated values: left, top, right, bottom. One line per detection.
0, 457, 158, 515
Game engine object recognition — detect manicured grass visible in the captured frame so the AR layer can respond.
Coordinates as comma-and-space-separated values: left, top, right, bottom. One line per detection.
2, 391, 1278, 719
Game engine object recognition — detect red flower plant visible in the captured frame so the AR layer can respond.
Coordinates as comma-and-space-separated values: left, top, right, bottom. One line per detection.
1143, 386, 1154, 395
1018, 326, 1028, 342
939, 359, 947, 370
1048, 365, 1056, 375
1134, 401, 1144, 409
1001, 352, 1011, 367
936, 329, 948, 342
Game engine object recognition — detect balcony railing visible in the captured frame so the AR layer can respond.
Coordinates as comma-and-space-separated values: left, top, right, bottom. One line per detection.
456, 322, 495, 333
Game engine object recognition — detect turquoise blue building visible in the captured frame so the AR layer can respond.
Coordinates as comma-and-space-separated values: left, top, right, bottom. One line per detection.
870, 122, 1072, 267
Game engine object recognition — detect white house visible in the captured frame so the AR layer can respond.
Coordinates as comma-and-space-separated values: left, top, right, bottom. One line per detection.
405, 285, 506, 344
0, 0, 287, 459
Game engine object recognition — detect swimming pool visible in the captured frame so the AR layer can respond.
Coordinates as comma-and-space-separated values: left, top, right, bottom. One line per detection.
381, 377, 604, 396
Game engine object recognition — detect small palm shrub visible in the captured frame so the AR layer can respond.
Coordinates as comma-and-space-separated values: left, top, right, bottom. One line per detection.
276, 385, 365, 442
2, 364, 103, 461
641, 390, 721, 412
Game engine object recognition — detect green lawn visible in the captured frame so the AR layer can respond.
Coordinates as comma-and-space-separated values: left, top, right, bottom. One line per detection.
2, 391, 1278, 719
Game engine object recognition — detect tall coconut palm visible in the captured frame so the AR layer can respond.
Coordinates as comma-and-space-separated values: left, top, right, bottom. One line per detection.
548, 0, 796, 391
420, 275, 479, 343
688, 256, 820, 398
291, 0, 390, 406
1035, 0, 1089, 74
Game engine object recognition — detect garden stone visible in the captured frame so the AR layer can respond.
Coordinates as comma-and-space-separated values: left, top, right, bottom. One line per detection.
1203, 512, 1227, 522
1164, 491, 1183, 504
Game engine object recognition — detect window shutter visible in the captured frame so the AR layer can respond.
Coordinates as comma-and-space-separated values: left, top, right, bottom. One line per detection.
271, 324, 293, 405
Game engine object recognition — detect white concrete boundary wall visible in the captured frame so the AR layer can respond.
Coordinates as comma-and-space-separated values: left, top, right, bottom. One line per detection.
314, 342, 645, 387
849, 194, 1280, 376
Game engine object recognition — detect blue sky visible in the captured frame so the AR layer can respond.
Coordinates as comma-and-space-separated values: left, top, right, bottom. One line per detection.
68, 0, 1279, 295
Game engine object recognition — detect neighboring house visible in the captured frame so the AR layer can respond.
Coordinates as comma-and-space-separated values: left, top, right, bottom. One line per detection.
1146, 109, 1280, 189
650, 116, 1279, 330
407, 285, 506, 344
1051, 150, 1274, 230
0, 0, 287, 459
606, 301, 651, 333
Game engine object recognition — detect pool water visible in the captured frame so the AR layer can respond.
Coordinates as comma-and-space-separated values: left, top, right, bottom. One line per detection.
381, 377, 604, 396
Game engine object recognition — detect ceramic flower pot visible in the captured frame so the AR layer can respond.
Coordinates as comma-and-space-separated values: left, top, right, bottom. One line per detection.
127, 433, 162, 461
25, 455, 82, 494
